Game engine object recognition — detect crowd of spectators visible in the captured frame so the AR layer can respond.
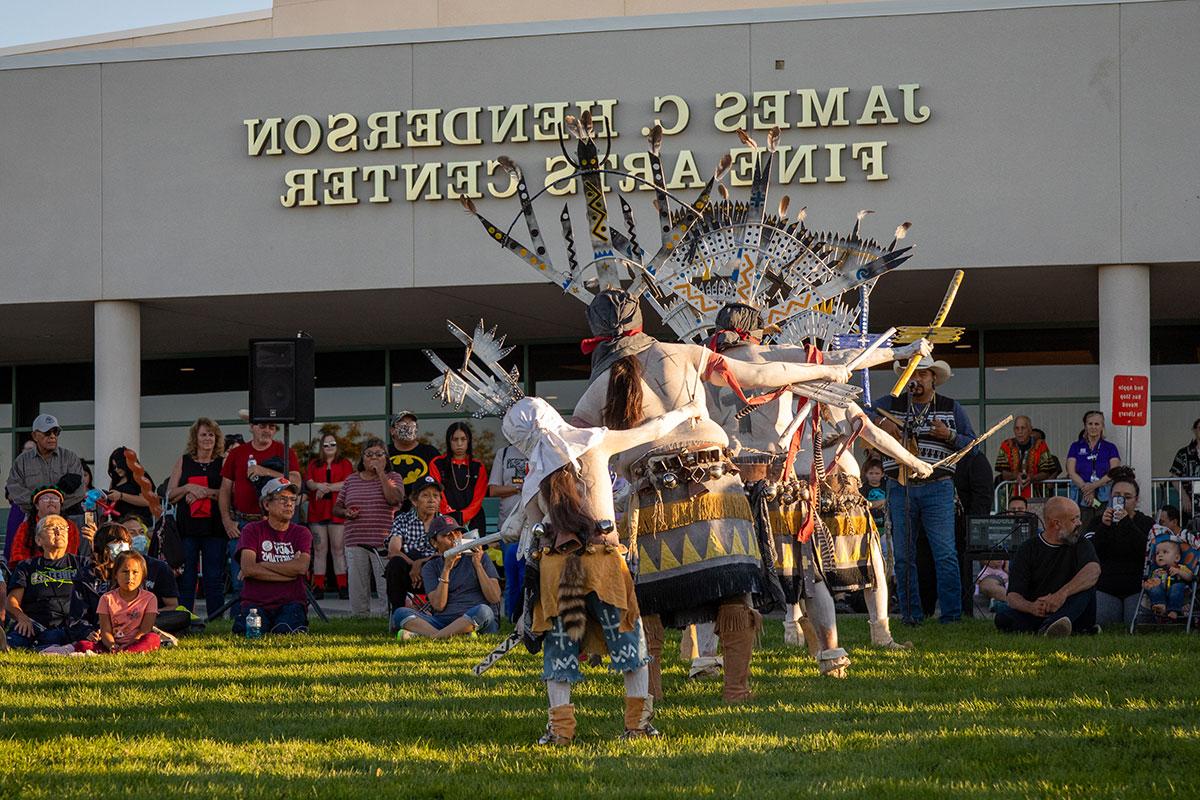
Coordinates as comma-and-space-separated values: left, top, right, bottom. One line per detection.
2, 397, 1196, 653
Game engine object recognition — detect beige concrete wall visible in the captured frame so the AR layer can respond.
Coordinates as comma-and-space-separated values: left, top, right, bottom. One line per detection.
19, 0, 886, 55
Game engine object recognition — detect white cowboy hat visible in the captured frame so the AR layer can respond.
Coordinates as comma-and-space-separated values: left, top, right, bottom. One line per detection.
893, 357, 953, 386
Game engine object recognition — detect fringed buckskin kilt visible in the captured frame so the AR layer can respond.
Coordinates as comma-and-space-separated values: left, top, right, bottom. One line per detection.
530, 546, 641, 659
623, 470, 762, 628
816, 473, 877, 593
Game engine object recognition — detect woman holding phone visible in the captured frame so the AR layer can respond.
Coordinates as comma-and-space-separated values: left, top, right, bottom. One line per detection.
1085, 466, 1153, 628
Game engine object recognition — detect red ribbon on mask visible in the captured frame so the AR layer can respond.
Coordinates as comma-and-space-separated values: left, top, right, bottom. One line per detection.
580, 327, 643, 355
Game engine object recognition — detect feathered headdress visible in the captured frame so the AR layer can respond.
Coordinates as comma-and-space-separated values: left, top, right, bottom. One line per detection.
460, 118, 914, 346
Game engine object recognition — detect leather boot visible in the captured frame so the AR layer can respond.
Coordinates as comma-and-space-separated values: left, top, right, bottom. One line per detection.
870, 619, 913, 650
620, 696, 662, 739
642, 614, 665, 701
718, 604, 761, 703
537, 704, 576, 746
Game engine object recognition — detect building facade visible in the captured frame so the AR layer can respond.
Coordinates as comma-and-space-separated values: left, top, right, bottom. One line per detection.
1, 0, 1197, 504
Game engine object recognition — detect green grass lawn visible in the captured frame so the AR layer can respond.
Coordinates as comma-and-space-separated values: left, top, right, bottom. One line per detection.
2, 618, 1197, 799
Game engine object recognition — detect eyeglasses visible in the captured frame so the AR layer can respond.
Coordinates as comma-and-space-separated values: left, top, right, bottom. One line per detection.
271, 495, 299, 505
363, 450, 386, 458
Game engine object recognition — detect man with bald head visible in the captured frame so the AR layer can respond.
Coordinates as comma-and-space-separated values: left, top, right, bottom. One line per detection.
995, 415, 1058, 499
995, 496, 1100, 636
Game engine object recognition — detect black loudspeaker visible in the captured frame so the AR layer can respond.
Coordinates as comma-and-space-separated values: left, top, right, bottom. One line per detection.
249, 337, 315, 424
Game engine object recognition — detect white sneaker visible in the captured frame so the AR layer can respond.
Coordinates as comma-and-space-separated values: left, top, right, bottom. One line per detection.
783, 620, 804, 648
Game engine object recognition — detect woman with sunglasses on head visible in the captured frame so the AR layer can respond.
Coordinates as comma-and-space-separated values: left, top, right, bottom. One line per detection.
333, 438, 404, 616
168, 418, 226, 617
432, 422, 489, 536
304, 433, 354, 599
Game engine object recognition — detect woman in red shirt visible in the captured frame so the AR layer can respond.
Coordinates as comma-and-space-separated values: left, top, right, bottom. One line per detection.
432, 422, 489, 535
304, 434, 354, 599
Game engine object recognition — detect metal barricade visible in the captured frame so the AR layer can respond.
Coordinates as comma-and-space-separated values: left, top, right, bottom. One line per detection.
993, 476, 1195, 515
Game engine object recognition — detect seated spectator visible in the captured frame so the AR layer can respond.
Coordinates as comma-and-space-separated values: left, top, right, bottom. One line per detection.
4, 515, 93, 650
1085, 467, 1154, 627
389, 515, 500, 640
8, 485, 82, 564
385, 475, 442, 610
996, 496, 1099, 636
78, 522, 189, 637
974, 559, 1009, 616
74, 551, 161, 654
232, 478, 312, 636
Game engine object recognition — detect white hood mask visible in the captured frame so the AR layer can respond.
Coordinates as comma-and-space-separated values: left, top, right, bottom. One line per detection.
501, 396, 607, 511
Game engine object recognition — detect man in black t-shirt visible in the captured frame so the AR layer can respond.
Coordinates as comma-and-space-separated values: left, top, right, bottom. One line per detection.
387, 412, 443, 507
996, 496, 1100, 636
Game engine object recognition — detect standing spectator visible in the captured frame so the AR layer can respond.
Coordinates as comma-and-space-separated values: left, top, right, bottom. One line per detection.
1066, 410, 1121, 516
489, 441, 528, 621
8, 486, 82, 564
995, 496, 1099, 636
1084, 467, 1153, 628
954, 448, 995, 614
389, 515, 500, 640
4, 515, 93, 650
105, 447, 161, 527
386, 412, 443, 500
304, 434, 354, 599
1168, 418, 1200, 524
6, 414, 86, 515
994, 416, 1059, 499
333, 439, 403, 616
385, 475, 442, 609
167, 418, 226, 616
874, 357, 976, 624
432, 422, 489, 535
232, 478, 312, 636
1030, 429, 1063, 481
219, 422, 301, 595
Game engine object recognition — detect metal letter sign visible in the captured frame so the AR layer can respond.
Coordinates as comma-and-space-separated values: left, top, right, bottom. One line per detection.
1112, 375, 1149, 426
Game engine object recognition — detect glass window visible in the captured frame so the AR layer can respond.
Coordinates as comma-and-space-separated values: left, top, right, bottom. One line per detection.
1151, 325, 1200, 365
983, 327, 1099, 367
1150, 364, 1200, 397
142, 391, 249, 425
1150, 401, 1200, 477
984, 365, 1099, 400
15, 363, 94, 427
136, 426, 193, 487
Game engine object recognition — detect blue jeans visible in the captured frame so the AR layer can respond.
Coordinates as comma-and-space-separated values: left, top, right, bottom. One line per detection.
888, 478, 962, 622
390, 603, 498, 634
995, 589, 1096, 633
502, 542, 525, 622
181, 535, 227, 614
232, 602, 308, 635
6, 621, 94, 650
541, 593, 650, 683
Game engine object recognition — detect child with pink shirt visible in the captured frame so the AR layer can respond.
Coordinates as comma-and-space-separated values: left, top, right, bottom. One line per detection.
76, 551, 161, 654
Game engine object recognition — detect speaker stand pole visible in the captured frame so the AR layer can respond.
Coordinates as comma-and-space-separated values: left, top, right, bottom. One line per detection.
284, 421, 330, 623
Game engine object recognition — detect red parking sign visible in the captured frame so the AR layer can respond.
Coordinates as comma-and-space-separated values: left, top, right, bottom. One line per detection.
1112, 375, 1148, 426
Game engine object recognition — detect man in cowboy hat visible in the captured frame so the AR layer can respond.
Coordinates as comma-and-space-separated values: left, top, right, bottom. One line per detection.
873, 356, 976, 624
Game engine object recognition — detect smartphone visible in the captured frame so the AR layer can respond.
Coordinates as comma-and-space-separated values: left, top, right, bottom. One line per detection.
1111, 495, 1125, 513
84, 510, 96, 528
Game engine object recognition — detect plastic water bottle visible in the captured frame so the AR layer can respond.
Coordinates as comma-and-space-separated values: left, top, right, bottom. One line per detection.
246, 608, 262, 640
246, 454, 257, 473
